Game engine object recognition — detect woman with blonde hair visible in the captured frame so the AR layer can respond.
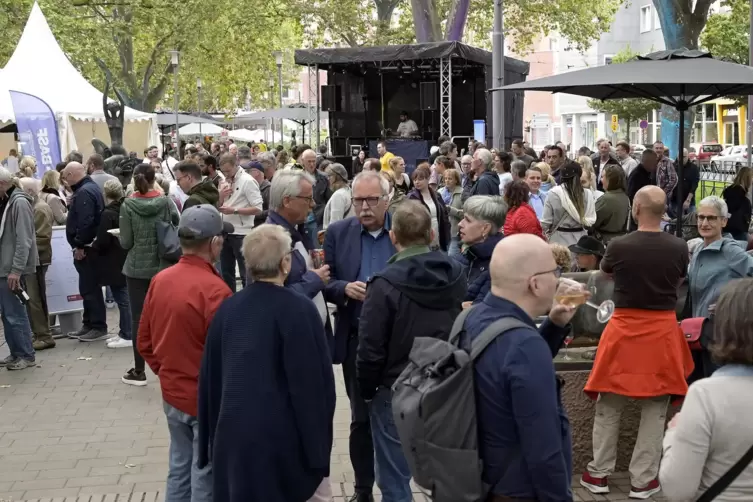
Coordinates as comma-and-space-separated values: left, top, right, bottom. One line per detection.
388, 156, 411, 196
535, 161, 556, 193
40, 170, 68, 224
17, 156, 36, 178
578, 155, 604, 200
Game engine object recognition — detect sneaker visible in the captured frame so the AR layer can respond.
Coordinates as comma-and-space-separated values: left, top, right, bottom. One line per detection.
105, 335, 120, 343
78, 329, 109, 342
0, 355, 18, 367
629, 479, 661, 499
50, 325, 64, 339
7, 358, 36, 371
122, 368, 147, 387
106, 301, 116, 309
32, 338, 56, 351
107, 337, 133, 349
67, 326, 91, 339
580, 472, 610, 494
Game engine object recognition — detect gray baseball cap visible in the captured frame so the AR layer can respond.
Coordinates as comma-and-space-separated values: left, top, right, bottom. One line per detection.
178, 205, 234, 239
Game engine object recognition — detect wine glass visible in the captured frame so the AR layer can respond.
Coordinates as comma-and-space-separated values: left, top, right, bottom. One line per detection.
555, 277, 615, 323
562, 334, 574, 360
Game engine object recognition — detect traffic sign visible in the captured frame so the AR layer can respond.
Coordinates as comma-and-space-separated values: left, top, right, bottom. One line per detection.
611, 114, 618, 126
611, 123, 618, 132
639, 120, 648, 129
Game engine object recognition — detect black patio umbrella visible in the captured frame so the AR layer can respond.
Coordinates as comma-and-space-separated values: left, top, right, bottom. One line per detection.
496, 49, 753, 236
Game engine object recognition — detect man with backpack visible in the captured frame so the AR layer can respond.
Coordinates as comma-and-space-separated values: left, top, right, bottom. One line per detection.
357, 200, 466, 502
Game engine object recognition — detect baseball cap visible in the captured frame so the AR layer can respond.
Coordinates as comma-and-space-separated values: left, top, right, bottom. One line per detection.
245, 161, 264, 173
178, 205, 234, 239
560, 161, 582, 180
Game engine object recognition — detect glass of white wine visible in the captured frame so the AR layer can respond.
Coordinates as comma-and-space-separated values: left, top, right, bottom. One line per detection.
554, 277, 614, 323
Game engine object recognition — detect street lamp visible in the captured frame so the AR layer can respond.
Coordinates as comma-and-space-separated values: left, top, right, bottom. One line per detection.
170, 50, 181, 159
268, 77, 275, 146
273, 51, 283, 147
197, 77, 203, 140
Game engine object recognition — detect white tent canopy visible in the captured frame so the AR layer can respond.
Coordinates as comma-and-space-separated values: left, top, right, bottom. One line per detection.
0, 2, 158, 154
178, 123, 228, 137
227, 128, 290, 143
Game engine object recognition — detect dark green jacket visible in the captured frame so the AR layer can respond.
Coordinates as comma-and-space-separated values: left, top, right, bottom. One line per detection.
592, 189, 630, 242
183, 179, 220, 210
119, 193, 180, 279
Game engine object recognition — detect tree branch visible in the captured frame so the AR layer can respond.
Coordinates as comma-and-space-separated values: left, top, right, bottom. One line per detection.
141, 29, 175, 97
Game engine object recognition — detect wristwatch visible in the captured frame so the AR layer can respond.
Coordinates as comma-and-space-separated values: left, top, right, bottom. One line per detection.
233, 209, 238, 215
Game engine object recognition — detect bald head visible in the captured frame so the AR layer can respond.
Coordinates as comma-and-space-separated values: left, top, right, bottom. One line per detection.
63, 161, 86, 186
634, 185, 666, 220
490, 234, 557, 288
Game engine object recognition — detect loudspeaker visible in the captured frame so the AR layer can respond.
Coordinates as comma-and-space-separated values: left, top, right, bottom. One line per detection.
321, 85, 342, 112
420, 82, 437, 111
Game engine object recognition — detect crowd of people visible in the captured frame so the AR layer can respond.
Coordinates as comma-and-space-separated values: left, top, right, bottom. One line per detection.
0, 132, 752, 502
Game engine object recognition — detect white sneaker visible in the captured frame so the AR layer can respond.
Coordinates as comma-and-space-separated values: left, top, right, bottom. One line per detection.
106, 301, 116, 309
105, 335, 119, 343
107, 337, 133, 349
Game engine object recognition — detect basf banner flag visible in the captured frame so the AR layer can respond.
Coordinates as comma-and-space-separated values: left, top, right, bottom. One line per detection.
9, 90, 61, 179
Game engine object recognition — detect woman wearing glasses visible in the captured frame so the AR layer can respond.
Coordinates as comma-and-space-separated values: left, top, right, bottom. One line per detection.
685, 196, 753, 378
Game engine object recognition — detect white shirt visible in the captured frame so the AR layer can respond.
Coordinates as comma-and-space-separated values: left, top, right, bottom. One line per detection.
498, 172, 513, 195
620, 156, 638, 178
422, 191, 440, 248
221, 169, 263, 235
161, 157, 178, 180
396, 119, 419, 137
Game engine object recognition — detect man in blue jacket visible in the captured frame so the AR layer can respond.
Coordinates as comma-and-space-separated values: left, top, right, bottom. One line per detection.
462, 233, 577, 501
468, 148, 500, 197
323, 170, 396, 502
62, 162, 106, 341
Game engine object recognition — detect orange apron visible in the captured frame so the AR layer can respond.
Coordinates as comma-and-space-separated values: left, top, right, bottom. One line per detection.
584, 308, 694, 401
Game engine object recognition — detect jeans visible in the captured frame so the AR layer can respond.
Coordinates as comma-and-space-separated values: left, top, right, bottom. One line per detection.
109, 284, 132, 340
220, 234, 246, 293
0, 278, 35, 361
73, 253, 107, 331
370, 387, 412, 502
126, 277, 151, 373
24, 266, 51, 340
448, 237, 461, 257
342, 333, 375, 495
163, 401, 212, 502
105, 286, 114, 303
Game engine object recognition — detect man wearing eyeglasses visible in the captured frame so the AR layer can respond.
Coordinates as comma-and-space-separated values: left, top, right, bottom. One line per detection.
322, 171, 396, 502
459, 233, 577, 501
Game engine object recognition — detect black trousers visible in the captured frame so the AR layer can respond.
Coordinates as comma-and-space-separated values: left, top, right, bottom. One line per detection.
342, 332, 375, 495
126, 277, 151, 373
73, 254, 107, 331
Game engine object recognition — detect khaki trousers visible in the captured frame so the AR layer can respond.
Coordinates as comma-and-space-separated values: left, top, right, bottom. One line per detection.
24, 265, 52, 342
587, 392, 669, 488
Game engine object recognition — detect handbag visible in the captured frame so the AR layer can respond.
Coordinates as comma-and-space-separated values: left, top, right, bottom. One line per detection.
680, 317, 705, 351
155, 198, 182, 263
696, 443, 753, 502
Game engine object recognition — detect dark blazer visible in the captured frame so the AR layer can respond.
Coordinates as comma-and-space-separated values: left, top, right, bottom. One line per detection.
324, 216, 396, 364
66, 176, 104, 249
90, 198, 127, 287
197, 282, 336, 502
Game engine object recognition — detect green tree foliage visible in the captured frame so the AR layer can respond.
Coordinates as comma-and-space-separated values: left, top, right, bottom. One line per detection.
701, 0, 749, 64
0, 0, 302, 112
587, 48, 661, 141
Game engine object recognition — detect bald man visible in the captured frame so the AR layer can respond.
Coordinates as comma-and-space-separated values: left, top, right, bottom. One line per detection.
294, 149, 331, 247
458, 234, 577, 501
581, 185, 692, 499
63, 160, 107, 341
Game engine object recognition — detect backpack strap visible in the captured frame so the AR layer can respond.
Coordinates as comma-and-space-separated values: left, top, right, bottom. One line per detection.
470, 317, 534, 361
448, 307, 474, 344
696, 442, 753, 502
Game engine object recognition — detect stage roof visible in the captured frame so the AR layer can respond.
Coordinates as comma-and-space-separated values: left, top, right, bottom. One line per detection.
295, 41, 529, 75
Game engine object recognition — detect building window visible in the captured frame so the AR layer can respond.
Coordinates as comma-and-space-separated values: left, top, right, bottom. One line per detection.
604, 55, 614, 65
653, 7, 661, 30
640, 5, 652, 33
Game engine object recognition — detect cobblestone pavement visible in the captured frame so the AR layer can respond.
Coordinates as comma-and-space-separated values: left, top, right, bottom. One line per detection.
0, 310, 664, 501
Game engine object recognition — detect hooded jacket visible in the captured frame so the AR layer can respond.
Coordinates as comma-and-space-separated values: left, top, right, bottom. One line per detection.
120, 191, 180, 279
183, 178, 220, 211
0, 186, 38, 277
469, 170, 501, 197
356, 246, 467, 399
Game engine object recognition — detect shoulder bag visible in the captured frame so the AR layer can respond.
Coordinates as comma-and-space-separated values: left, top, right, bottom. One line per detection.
155, 197, 182, 263
696, 443, 753, 502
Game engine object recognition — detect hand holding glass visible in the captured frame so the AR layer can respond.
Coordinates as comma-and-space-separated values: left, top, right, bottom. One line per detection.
555, 278, 614, 323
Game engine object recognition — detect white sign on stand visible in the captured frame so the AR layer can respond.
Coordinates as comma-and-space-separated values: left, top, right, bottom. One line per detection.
46, 226, 83, 315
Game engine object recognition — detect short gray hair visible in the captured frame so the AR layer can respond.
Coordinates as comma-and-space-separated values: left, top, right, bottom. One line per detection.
237, 145, 252, 159
463, 195, 507, 233
352, 170, 389, 196
698, 195, 729, 218
19, 177, 40, 196
103, 179, 124, 201
242, 224, 293, 280
269, 169, 316, 210
0, 167, 12, 184
257, 151, 276, 168
474, 148, 493, 170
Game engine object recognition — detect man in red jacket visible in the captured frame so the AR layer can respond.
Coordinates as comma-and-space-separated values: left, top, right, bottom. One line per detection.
138, 204, 233, 502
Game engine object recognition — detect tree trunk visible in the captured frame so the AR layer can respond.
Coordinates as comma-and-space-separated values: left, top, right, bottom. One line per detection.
445, 0, 471, 41
411, 0, 443, 42
625, 118, 631, 142
374, 0, 399, 21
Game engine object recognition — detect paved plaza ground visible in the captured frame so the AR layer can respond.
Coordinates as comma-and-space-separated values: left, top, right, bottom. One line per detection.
0, 310, 664, 501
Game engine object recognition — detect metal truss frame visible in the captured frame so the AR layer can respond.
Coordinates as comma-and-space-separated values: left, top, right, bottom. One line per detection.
439, 57, 452, 138
308, 65, 320, 148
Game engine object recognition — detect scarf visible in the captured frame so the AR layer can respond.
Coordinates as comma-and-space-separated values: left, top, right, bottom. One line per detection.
550, 185, 596, 226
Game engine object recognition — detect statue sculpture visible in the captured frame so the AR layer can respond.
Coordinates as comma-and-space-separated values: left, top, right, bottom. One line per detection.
103, 78, 126, 147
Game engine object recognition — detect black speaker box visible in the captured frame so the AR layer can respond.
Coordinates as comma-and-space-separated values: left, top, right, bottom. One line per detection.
420, 82, 437, 111
321, 85, 342, 112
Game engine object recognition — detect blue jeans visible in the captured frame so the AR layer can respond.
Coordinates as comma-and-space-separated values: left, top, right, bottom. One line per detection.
109, 284, 132, 340
448, 237, 461, 257
105, 286, 114, 303
163, 401, 212, 502
0, 279, 35, 361
220, 234, 246, 293
369, 388, 412, 502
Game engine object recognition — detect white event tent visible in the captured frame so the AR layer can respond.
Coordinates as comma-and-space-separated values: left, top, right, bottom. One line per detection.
178, 123, 228, 137
0, 2, 159, 157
